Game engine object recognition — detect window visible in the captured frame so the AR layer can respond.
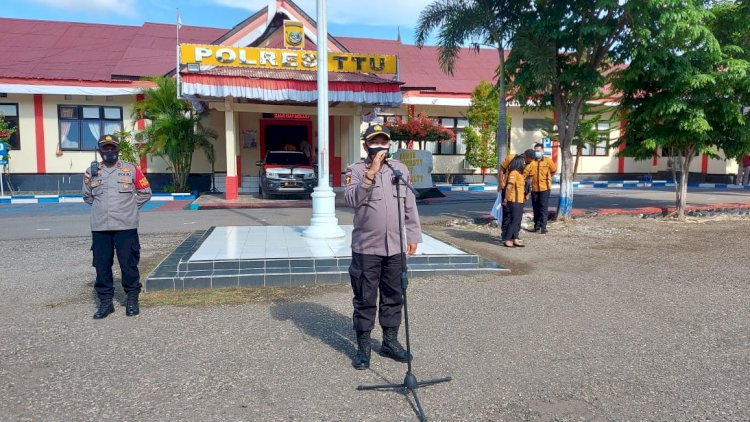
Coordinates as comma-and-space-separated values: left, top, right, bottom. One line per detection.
0, 103, 20, 149
426, 117, 465, 155
579, 121, 610, 156
523, 118, 553, 132
58, 105, 123, 151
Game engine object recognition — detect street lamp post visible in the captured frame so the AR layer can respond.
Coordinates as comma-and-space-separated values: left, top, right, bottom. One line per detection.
303, 0, 345, 238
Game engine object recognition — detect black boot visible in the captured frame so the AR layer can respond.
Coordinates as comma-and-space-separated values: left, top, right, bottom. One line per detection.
125, 294, 140, 316
380, 326, 411, 363
93, 300, 114, 319
352, 330, 371, 370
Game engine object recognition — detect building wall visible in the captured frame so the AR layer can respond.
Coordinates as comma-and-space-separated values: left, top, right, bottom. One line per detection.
3, 93, 37, 174
1, 91, 741, 182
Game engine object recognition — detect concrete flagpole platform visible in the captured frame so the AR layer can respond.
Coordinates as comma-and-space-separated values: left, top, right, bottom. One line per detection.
145, 226, 507, 291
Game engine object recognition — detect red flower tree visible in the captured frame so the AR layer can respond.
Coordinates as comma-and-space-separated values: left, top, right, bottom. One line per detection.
384, 112, 455, 150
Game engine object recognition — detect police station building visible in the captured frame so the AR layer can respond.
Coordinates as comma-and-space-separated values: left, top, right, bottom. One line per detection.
0, 0, 741, 199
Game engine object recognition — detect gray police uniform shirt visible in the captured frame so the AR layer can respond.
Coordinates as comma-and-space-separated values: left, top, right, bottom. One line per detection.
345, 158, 422, 256
83, 160, 152, 231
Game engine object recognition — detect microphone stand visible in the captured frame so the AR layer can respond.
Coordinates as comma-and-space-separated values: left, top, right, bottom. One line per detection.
357, 161, 452, 422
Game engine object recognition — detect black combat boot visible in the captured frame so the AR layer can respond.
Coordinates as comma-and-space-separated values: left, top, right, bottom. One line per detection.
352, 330, 371, 370
93, 300, 114, 320
125, 294, 140, 317
380, 326, 411, 363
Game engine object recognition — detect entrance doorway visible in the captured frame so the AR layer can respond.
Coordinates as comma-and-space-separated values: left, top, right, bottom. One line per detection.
260, 120, 314, 164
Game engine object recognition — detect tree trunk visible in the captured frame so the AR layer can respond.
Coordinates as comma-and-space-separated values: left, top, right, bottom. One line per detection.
675, 149, 694, 219
495, 46, 508, 178
555, 96, 585, 220
558, 145, 575, 220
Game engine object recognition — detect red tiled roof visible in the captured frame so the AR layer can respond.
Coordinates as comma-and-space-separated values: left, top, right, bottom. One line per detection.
0, 18, 226, 82
337, 37, 505, 94
111, 23, 227, 78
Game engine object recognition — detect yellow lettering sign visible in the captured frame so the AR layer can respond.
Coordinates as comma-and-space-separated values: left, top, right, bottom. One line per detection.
180, 44, 398, 74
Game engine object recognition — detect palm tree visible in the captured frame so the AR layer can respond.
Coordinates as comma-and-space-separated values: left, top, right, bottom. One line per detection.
415, 0, 525, 177
132, 77, 216, 192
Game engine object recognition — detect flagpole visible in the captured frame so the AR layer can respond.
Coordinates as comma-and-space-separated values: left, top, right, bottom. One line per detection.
303, 0, 344, 238
176, 8, 181, 100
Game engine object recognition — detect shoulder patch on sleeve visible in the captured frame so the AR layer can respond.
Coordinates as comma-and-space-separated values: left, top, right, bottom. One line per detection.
133, 166, 150, 189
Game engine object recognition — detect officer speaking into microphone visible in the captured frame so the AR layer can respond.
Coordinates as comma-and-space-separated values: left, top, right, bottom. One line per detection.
344, 124, 423, 370
83, 134, 152, 319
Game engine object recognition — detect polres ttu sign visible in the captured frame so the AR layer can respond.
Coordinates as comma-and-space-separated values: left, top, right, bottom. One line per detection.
180, 44, 397, 74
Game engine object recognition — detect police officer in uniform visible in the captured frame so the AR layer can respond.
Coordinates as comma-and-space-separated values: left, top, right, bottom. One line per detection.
83, 134, 152, 319
344, 124, 422, 370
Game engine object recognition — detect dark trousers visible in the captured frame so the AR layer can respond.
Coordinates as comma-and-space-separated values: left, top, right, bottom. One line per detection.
500, 190, 511, 239
349, 252, 404, 332
531, 190, 551, 230
92, 229, 141, 302
502, 202, 524, 241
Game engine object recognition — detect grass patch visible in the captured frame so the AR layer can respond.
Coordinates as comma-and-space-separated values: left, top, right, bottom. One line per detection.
141, 285, 346, 307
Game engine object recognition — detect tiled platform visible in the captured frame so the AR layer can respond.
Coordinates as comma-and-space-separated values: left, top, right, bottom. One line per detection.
145, 225, 507, 291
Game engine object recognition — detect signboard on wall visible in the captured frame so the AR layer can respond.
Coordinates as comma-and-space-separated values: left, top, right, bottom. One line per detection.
392, 149, 433, 189
180, 44, 398, 74
541, 137, 552, 156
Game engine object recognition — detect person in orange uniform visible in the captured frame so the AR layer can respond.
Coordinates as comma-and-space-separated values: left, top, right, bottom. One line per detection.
501, 155, 529, 248
498, 150, 535, 241
525, 142, 557, 233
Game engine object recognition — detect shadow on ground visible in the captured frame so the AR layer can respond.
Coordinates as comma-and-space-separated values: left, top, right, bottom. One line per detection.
271, 301, 356, 358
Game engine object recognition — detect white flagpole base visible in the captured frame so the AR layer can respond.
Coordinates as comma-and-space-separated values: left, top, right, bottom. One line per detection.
302, 185, 345, 238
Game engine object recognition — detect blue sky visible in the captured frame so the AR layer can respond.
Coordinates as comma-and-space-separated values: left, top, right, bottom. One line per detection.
3, 0, 437, 45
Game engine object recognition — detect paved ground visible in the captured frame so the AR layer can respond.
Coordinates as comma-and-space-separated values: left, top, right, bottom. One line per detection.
0, 193, 749, 420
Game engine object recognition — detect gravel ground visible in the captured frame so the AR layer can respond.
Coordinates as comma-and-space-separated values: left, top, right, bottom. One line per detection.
1, 216, 749, 421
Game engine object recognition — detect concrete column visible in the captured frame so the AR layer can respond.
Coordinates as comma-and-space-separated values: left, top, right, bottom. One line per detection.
303, 0, 345, 238
224, 97, 238, 200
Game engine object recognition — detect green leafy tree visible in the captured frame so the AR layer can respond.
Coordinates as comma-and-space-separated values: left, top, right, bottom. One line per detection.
709, 0, 750, 164
464, 81, 501, 182
112, 129, 141, 165
132, 77, 216, 192
506, 0, 628, 220
415, 0, 525, 178
613, 0, 750, 218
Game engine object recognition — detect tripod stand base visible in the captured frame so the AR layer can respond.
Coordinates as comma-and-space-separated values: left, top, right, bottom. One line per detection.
357, 371, 452, 422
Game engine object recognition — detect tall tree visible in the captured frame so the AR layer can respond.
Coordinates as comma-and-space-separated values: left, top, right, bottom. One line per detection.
613, 0, 750, 218
464, 81, 500, 182
132, 77, 216, 192
506, 0, 628, 220
415, 0, 525, 180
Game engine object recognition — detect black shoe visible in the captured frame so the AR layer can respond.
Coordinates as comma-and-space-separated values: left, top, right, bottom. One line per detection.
352, 330, 371, 370
93, 302, 114, 319
534, 228, 542, 233
540, 228, 548, 234
380, 326, 412, 363
126, 295, 140, 316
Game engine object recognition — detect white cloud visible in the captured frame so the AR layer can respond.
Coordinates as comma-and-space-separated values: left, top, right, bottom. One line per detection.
211, 0, 434, 28
28, 0, 137, 17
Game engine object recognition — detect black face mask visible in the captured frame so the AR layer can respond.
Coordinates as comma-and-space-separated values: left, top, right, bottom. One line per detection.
101, 150, 119, 164
367, 146, 390, 159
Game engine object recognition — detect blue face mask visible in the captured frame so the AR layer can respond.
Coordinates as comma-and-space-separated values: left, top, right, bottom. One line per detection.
535, 151, 543, 159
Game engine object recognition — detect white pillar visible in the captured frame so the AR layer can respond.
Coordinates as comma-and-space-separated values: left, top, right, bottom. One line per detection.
224, 97, 238, 200
303, 0, 345, 238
